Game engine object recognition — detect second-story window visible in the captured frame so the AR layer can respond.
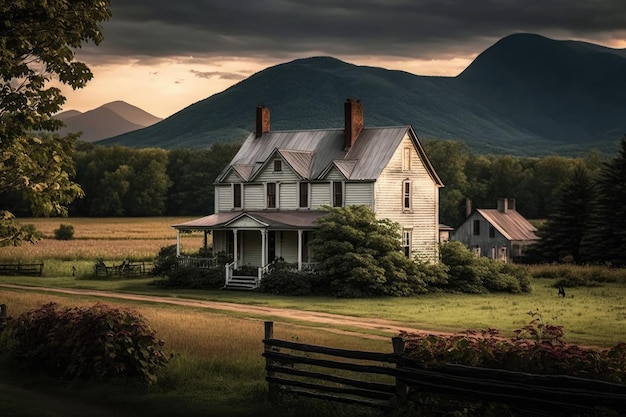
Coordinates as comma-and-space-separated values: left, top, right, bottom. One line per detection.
267, 183, 276, 208
473, 219, 480, 236
333, 182, 343, 207
299, 182, 309, 208
274, 160, 282, 172
233, 183, 242, 209
403, 180, 411, 210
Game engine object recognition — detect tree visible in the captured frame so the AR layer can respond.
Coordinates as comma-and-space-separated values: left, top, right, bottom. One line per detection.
0, 0, 111, 245
309, 205, 427, 297
530, 163, 596, 264
584, 135, 626, 266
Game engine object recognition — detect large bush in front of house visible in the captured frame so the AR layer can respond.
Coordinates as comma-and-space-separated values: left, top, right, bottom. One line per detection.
3, 303, 168, 383
436, 241, 532, 293
309, 205, 429, 297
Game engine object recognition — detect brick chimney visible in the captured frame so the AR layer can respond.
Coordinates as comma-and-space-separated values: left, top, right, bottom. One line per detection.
256, 106, 270, 138
497, 198, 516, 213
344, 98, 363, 150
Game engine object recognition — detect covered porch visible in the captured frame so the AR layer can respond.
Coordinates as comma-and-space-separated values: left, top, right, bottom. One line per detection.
172, 211, 325, 289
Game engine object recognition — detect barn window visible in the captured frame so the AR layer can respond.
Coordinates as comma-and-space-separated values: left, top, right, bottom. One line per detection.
473, 220, 480, 235
233, 183, 241, 209
274, 160, 282, 172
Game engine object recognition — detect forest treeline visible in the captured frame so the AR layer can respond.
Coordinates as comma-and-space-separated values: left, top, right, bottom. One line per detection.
0, 138, 608, 224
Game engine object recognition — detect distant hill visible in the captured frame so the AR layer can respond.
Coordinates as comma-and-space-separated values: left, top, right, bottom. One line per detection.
97, 34, 626, 156
56, 101, 162, 142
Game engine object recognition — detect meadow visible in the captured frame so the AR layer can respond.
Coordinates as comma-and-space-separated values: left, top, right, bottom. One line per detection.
1, 217, 626, 416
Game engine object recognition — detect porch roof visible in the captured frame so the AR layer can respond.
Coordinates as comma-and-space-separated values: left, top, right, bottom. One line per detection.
172, 210, 327, 230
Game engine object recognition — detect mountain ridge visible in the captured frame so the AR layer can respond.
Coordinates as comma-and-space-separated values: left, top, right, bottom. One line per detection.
96, 34, 626, 156
56, 101, 162, 142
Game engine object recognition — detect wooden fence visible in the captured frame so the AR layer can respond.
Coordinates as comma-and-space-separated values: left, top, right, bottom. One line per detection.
262, 321, 626, 415
0, 262, 43, 276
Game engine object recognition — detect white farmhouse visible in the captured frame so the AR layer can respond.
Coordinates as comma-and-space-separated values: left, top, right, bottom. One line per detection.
173, 99, 443, 288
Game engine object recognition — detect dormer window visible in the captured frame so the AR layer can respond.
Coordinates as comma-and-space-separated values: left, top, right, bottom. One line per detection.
274, 160, 282, 172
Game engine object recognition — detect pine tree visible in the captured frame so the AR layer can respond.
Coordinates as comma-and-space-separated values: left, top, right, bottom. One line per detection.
583, 136, 626, 266
532, 163, 596, 264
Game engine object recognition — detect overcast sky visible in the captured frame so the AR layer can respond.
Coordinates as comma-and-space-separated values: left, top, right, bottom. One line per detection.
58, 0, 626, 118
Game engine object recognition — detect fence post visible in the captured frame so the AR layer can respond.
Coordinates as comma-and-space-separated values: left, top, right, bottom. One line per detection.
264, 321, 277, 400
392, 336, 407, 405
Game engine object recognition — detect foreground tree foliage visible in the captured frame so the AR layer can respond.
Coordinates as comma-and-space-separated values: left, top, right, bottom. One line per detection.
0, 0, 111, 245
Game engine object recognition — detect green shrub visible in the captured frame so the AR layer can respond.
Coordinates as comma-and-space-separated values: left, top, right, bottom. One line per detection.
260, 269, 315, 295
155, 267, 224, 289
152, 244, 179, 276
53, 223, 74, 240
438, 241, 532, 294
4, 303, 168, 383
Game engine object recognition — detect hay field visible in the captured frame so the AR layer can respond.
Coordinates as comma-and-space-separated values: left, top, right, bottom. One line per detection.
1, 217, 206, 262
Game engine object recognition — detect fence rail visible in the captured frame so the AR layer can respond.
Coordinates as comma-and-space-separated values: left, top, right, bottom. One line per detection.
0, 262, 43, 276
262, 321, 626, 414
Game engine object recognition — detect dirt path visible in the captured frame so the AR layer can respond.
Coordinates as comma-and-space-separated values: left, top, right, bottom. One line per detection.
0, 283, 446, 339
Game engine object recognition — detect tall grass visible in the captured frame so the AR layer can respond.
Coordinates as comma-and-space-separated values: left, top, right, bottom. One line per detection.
0, 289, 391, 417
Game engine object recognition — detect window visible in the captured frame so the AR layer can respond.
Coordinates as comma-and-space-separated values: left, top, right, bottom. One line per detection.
273, 160, 282, 172
267, 183, 276, 208
233, 183, 241, 209
402, 148, 411, 171
299, 182, 309, 208
332, 182, 343, 207
403, 180, 411, 210
473, 219, 480, 236
489, 225, 495, 238
402, 230, 411, 257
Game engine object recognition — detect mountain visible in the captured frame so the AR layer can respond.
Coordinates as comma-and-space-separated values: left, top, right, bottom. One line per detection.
56, 101, 162, 142
97, 34, 626, 156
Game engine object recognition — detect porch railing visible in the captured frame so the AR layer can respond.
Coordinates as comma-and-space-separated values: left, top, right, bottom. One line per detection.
177, 256, 218, 269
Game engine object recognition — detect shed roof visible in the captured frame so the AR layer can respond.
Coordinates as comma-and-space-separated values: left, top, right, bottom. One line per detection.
477, 209, 539, 242
172, 210, 327, 230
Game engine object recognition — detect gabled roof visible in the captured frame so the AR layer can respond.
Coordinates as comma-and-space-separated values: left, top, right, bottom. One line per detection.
477, 209, 539, 242
216, 126, 443, 185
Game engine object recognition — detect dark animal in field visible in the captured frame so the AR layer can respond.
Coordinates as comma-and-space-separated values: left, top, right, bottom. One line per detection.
558, 286, 566, 297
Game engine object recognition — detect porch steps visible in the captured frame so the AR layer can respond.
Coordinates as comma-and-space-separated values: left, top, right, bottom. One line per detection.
223, 275, 258, 291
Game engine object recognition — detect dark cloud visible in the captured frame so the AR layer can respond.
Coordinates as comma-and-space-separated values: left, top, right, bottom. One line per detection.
84, 0, 626, 64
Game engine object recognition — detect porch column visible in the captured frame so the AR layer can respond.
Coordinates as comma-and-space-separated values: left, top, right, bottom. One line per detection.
260, 230, 267, 266
176, 230, 181, 256
203, 231, 209, 252
297, 230, 303, 271
233, 229, 239, 268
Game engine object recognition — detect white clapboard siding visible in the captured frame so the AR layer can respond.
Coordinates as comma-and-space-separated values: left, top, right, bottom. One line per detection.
279, 183, 298, 209
255, 162, 301, 183
216, 185, 232, 212
243, 184, 265, 210
323, 168, 346, 182
375, 134, 439, 261
345, 182, 374, 207
311, 182, 331, 208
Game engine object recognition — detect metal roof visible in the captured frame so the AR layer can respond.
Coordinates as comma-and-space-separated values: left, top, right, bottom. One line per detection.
477, 209, 539, 242
173, 210, 327, 230
217, 126, 443, 185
